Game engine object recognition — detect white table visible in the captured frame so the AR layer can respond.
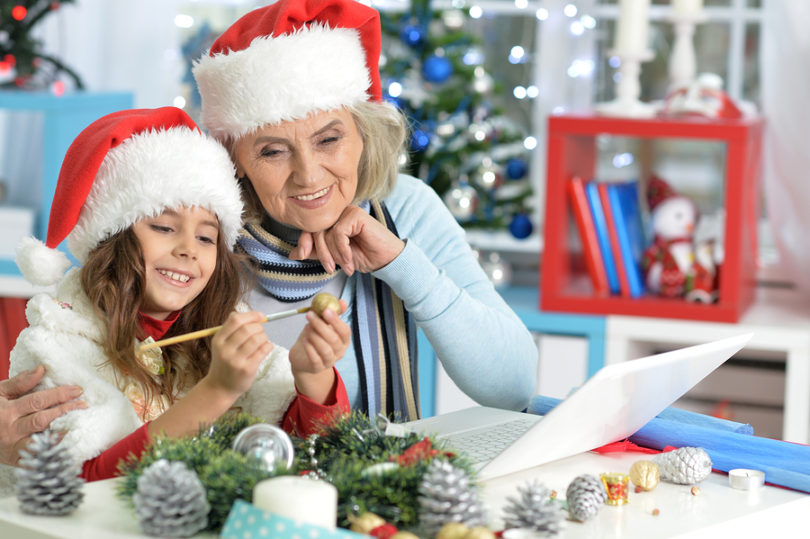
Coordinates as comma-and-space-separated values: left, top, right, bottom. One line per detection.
1, 450, 807, 538
605, 285, 810, 444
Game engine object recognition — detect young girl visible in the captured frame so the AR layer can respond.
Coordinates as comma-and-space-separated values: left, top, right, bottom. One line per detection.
0, 107, 350, 493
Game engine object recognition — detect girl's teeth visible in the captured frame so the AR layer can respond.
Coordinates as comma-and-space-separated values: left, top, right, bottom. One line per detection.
295, 187, 329, 201
159, 270, 190, 283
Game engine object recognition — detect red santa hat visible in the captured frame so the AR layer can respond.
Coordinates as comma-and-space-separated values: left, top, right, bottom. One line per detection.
16, 107, 243, 286
192, 0, 382, 142
647, 175, 683, 212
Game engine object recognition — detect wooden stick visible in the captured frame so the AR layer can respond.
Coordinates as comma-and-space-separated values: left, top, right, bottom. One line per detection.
137, 306, 311, 352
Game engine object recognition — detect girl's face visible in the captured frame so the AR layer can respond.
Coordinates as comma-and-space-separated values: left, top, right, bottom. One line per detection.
132, 206, 219, 320
233, 107, 364, 233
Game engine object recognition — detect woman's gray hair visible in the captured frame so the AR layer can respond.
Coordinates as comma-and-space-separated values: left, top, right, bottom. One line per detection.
349, 100, 408, 202
234, 100, 408, 222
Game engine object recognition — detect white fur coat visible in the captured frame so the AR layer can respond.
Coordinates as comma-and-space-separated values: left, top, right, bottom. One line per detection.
0, 268, 296, 495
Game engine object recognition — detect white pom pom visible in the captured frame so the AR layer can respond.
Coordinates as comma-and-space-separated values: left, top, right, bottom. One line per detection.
15, 237, 71, 286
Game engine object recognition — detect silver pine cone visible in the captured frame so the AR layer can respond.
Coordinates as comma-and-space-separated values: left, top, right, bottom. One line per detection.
16, 429, 85, 515
418, 459, 487, 537
565, 474, 607, 522
133, 459, 209, 537
502, 480, 566, 536
653, 447, 712, 484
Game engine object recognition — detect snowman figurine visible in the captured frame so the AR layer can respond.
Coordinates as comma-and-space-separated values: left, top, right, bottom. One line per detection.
642, 176, 698, 298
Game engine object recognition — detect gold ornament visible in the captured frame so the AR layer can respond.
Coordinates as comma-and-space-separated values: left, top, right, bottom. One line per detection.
464, 526, 496, 539
436, 522, 469, 539
348, 512, 386, 534
311, 292, 340, 316
391, 533, 420, 539
629, 460, 660, 491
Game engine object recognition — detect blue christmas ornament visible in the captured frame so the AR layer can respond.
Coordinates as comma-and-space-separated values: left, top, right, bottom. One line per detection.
422, 55, 453, 83
509, 213, 533, 239
400, 24, 425, 47
506, 158, 528, 180
410, 129, 431, 152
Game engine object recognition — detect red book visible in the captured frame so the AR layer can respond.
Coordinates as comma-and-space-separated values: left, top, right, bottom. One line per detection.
567, 176, 609, 295
597, 182, 631, 297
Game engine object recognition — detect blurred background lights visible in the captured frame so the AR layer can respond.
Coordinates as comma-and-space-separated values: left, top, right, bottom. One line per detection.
508, 46, 526, 64
569, 21, 584, 36
514, 0, 528, 9
567, 58, 595, 78
513, 85, 527, 99
469, 5, 483, 19
581, 15, 596, 29
612, 152, 634, 168
609, 55, 621, 68
388, 81, 402, 97
523, 136, 537, 150
526, 85, 539, 98
563, 4, 578, 17
174, 14, 194, 28
463, 49, 485, 65
535, 8, 549, 20
173, 95, 187, 109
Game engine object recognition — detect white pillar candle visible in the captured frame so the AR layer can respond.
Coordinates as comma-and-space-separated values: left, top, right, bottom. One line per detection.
672, 0, 704, 16
252, 476, 338, 530
615, 0, 651, 55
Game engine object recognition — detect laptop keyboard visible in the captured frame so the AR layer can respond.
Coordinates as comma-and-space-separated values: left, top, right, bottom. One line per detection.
441, 417, 538, 464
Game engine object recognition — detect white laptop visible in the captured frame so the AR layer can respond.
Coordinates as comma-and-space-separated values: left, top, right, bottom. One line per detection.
404, 333, 752, 480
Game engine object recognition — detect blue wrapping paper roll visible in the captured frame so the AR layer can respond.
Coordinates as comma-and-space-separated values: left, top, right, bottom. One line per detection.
529, 395, 810, 493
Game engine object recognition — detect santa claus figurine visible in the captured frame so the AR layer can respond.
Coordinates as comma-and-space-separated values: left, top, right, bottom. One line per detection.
642, 176, 718, 301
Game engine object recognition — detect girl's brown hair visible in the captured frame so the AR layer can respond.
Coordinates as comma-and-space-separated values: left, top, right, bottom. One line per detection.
80, 222, 246, 418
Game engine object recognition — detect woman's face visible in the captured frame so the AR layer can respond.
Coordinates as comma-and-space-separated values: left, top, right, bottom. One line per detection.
233, 107, 364, 233
133, 206, 219, 320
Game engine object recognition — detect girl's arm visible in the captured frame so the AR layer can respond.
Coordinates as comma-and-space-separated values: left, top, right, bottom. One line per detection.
147, 311, 271, 439
282, 368, 349, 437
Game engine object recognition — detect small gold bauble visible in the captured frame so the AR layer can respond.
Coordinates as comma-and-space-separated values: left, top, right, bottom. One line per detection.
436, 521, 469, 539
629, 460, 660, 491
348, 512, 386, 534
391, 532, 420, 539
311, 292, 340, 316
463, 526, 496, 539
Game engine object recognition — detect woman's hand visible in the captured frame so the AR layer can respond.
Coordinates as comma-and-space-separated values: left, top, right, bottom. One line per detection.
289, 300, 350, 403
290, 205, 405, 275
206, 311, 273, 399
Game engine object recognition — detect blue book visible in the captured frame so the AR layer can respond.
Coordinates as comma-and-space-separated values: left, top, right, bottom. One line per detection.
585, 181, 619, 294
607, 181, 647, 298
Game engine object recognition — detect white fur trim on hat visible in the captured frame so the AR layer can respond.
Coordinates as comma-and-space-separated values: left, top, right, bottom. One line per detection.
67, 127, 242, 262
193, 24, 370, 141
16, 236, 72, 286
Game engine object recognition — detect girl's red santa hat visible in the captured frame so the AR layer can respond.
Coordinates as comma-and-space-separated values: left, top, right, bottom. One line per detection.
16, 107, 243, 286
192, 0, 382, 142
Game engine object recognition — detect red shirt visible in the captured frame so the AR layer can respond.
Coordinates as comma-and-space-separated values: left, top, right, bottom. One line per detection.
80, 313, 350, 481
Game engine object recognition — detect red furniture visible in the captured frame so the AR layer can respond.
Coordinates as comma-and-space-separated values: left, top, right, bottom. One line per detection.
540, 113, 765, 323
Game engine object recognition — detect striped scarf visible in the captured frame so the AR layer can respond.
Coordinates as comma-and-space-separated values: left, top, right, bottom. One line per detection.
236, 201, 420, 420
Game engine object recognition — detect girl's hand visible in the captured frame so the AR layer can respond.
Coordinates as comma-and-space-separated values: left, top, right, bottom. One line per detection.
290, 205, 405, 275
206, 311, 273, 399
289, 300, 350, 403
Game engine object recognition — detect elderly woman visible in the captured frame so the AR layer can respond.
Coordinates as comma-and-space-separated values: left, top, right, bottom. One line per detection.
193, 0, 537, 420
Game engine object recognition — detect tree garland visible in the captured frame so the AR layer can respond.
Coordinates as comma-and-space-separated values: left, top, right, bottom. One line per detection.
117, 411, 476, 533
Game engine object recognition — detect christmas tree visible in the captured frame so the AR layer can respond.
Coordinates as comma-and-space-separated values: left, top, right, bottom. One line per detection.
379, 0, 534, 238
0, 1, 83, 91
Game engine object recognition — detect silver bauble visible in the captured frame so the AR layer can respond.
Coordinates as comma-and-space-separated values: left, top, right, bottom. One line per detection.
232, 424, 295, 472
444, 184, 478, 220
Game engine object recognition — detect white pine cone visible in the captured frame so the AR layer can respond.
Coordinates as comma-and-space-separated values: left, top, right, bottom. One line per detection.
16, 430, 84, 516
653, 447, 712, 484
503, 480, 566, 535
418, 459, 486, 537
565, 474, 607, 522
133, 459, 209, 537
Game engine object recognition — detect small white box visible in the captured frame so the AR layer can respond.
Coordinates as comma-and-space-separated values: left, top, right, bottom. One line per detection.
0, 206, 35, 259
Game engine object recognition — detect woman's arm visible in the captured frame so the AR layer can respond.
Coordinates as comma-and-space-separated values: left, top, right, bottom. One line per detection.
374, 177, 538, 410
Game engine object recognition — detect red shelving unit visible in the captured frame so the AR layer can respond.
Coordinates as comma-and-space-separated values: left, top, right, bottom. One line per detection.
540, 112, 765, 323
